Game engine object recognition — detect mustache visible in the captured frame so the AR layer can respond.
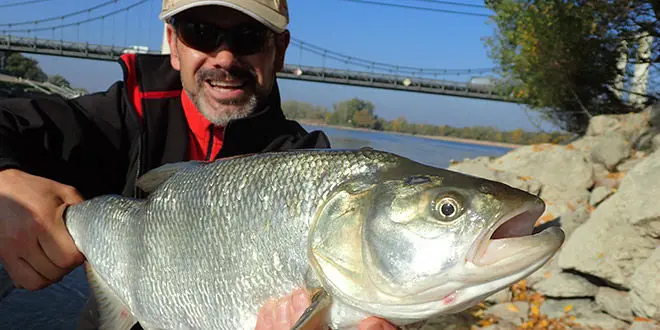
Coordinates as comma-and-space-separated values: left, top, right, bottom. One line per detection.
196, 67, 256, 84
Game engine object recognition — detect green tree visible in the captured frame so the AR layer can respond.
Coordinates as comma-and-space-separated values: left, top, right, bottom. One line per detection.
5, 52, 48, 82
332, 98, 376, 126
484, 0, 657, 134
47, 74, 72, 88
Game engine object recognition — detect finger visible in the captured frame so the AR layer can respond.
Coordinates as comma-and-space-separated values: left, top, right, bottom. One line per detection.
255, 298, 276, 330
274, 294, 294, 329
359, 317, 398, 330
57, 185, 84, 205
291, 288, 311, 322
4, 257, 50, 291
22, 238, 66, 281
38, 202, 84, 269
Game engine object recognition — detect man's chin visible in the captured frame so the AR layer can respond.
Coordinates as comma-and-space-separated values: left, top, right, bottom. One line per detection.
199, 99, 257, 126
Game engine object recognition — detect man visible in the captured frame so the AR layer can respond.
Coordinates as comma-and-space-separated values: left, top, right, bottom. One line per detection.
0, 0, 395, 329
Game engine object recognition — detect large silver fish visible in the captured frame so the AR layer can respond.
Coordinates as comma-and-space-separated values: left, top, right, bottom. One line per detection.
2, 149, 564, 329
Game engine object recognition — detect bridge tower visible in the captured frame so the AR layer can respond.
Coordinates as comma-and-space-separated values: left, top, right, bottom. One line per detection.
629, 32, 653, 106
0, 51, 5, 72
161, 22, 170, 54
160, 0, 170, 54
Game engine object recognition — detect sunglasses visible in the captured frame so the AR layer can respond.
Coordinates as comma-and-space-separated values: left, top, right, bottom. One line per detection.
171, 17, 273, 56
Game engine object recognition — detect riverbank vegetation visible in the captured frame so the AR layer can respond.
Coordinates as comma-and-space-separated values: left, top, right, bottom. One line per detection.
484, 0, 659, 134
282, 98, 574, 145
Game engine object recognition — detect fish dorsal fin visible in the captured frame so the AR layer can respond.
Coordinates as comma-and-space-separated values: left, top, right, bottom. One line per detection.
84, 262, 138, 330
136, 161, 203, 193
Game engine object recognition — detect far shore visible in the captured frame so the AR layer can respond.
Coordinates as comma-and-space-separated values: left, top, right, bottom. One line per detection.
299, 120, 525, 150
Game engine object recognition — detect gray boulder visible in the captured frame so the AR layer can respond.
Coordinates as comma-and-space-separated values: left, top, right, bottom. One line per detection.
596, 287, 634, 322
533, 271, 598, 298
557, 150, 660, 288
591, 133, 631, 171
630, 247, 660, 321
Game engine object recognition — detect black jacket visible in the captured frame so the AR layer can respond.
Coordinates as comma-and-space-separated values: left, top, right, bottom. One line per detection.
0, 54, 330, 199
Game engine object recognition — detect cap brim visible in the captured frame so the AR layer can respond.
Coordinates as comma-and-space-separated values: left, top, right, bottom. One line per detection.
159, 0, 288, 33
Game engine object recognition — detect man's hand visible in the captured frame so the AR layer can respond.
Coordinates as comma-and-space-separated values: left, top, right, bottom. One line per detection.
0, 169, 84, 290
255, 288, 397, 330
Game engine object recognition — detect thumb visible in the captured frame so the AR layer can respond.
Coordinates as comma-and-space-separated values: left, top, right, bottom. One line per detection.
57, 185, 84, 206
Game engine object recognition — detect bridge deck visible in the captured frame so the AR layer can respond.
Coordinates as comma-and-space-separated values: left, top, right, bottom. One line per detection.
0, 35, 515, 102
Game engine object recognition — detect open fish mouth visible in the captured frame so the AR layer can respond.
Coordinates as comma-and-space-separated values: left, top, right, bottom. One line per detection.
464, 199, 565, 280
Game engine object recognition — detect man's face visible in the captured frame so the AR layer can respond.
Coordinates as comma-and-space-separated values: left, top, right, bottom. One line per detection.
167, 6, 289, 126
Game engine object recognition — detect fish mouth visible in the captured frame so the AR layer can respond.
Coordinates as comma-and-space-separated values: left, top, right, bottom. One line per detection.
464, 198, 564, 280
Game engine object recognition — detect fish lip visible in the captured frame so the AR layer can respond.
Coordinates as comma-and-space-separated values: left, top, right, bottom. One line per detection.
466, 199, 546, 265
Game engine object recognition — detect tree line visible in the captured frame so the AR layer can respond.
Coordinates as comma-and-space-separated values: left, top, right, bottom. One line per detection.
282, 98, 574, 145
0, 51, 88, 94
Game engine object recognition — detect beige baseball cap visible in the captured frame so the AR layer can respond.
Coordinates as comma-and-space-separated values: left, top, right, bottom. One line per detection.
159, 0, 289, 33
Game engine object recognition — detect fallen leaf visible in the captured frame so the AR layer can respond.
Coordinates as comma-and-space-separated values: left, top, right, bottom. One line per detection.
563, 304, 573, 312
506, 303, 520, 313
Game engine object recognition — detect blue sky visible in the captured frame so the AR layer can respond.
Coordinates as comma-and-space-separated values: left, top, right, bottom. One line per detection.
0, 0, 561, 132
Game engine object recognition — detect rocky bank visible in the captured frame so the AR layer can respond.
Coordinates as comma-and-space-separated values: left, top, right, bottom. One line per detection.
423, 104, 660, 330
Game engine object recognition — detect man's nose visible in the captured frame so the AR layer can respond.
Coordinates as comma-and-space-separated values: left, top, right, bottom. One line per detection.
208, 44, 238, 69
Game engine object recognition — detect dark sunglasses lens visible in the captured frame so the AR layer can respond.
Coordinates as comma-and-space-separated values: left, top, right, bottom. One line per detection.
177, 21, 269, 55
178, 22, 221, 53
231, 27, 268, 55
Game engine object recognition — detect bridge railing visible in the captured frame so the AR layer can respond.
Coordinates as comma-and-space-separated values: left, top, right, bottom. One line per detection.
280, 65, 503, 97
0, 34, 160, 60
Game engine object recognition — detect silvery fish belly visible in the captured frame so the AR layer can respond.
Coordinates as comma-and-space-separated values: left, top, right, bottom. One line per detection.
63, 149, 565, 330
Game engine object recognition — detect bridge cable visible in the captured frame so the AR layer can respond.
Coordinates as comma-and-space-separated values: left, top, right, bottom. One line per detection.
290, 37, 492, 75
0, 0, 50, 9
338, 0, 490, 17
405, 0, 486, 9
0, 0, 150, 33
0, 0, 119, 27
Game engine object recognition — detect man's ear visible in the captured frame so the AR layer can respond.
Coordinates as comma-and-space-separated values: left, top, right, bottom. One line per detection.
273, 30, 290, 72
167, 24, 181, 71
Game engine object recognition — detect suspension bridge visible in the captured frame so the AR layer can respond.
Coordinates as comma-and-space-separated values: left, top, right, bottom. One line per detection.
0, 0, 515, 102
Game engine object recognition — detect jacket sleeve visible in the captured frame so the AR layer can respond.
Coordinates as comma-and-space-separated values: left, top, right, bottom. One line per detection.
261, 120, 332, 152
0, 82, 134, 198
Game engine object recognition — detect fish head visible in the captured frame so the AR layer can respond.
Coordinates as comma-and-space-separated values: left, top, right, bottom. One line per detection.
309, 161, 564, 323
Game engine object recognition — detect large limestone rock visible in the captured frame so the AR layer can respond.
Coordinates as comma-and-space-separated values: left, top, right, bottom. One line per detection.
557, 150, 660, 288
488, 143, 593, 191
591, 133, 631, 170
595, 287, 634, 322
533, 271, 598, 298
587, 112, 651, 143
448, 156, 542, 195
630, 247, 660, 321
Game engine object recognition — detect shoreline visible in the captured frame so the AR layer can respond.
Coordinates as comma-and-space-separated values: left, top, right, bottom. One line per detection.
299, 120, 524, 150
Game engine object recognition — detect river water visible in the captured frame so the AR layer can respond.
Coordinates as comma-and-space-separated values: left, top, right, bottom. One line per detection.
0, 125, 514, 329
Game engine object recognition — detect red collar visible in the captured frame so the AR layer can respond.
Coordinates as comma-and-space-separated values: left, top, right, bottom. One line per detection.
182, 90, 224, 161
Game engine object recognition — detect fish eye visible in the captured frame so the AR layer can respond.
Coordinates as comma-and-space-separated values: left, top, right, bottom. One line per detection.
431, 194, 463, 222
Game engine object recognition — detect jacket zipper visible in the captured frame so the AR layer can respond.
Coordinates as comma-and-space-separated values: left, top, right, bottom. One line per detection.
205, 125, 214, 161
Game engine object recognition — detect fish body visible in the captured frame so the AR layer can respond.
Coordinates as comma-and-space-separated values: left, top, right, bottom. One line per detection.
56, 149, 564, 329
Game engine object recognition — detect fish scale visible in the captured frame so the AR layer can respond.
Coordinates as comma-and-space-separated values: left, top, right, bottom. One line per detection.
64, 149, 401, 329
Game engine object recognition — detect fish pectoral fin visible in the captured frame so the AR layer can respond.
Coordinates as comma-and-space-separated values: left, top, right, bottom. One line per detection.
85, 263, 138, 330
291, 288, 333, 330
136, 161, 203, 193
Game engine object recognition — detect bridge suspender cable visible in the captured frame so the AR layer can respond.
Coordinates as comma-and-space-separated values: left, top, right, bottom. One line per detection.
0, 0, 50, 8
405, 0, 486, 9
0, 0, 119, 27
0, 0, 150, 33
338, 0, 491, 17
290, 38, 493, 75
